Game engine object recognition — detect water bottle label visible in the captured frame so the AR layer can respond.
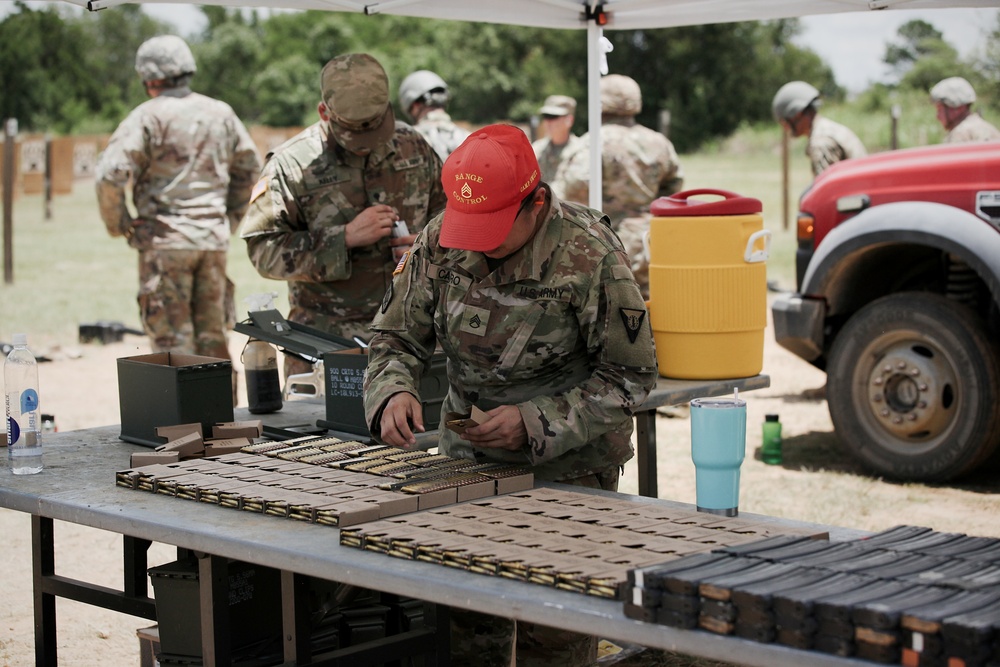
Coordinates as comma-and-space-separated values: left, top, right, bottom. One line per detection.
20, 388, 39, 413
7, 417, 19, 443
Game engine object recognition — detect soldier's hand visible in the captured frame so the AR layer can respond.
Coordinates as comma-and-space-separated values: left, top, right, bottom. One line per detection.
390, 232, 417, 262
462, 405, 527, 452
346, 204, 398, 249
379, 391, 425, 448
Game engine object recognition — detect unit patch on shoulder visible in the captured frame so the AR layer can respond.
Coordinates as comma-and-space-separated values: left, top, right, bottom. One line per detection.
381, 280, 394, 314
250, 177, 268, 203
619, 308, 645, 344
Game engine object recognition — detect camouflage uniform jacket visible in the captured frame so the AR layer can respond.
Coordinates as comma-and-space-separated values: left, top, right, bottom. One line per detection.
95, 86, 261, 251
241, 121, 446, 336
532, 133, 584, 183
553, 120, 683, 224
414, 109, 471, 161
806, 116, 867, 177
945, 113, 1000, 143
364, 195, 658, 482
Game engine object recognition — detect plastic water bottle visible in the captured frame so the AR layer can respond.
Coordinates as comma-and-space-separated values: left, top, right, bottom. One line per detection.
4, 333, 43, 474
762, 414, 783, 465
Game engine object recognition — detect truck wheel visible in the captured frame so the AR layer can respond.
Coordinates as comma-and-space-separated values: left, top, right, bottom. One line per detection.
827, 292, 1000, 481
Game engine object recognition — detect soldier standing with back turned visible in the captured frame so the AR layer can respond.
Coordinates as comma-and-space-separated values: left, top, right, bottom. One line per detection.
555, 74, 684, 298
96, 35, 261, 390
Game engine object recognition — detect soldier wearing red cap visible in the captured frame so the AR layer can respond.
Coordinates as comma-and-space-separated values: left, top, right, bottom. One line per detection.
364, 124, 657, 665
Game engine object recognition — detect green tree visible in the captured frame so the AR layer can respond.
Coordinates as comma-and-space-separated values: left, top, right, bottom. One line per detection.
974, 13, 1000, 110
0, 3, 108, 132
191, 22, 265, 121
883, 18, 968, 91
253, 54, 319, 127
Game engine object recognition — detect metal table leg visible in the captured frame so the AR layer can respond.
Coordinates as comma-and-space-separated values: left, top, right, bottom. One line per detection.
32, 515, 58, 667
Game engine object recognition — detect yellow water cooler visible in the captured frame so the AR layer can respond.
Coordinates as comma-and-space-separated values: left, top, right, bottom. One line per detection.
647, 189, 770, 379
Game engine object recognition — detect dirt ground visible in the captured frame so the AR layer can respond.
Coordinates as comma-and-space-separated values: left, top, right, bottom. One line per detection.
2, 302, 999, 666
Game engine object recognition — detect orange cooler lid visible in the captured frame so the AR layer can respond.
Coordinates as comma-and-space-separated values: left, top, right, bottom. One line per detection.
650, 188, 762, 217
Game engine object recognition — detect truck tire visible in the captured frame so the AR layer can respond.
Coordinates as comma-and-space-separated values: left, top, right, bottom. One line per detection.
827, 292, 1000, 481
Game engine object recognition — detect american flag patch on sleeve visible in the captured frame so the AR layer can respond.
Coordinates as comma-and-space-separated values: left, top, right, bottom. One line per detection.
393, 251, 410, 275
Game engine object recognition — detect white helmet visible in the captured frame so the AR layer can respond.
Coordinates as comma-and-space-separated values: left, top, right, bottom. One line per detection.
398, 70, 449, 119
772, 81, 820, 122
135, 35, 196, 82
930, 77, 976, 108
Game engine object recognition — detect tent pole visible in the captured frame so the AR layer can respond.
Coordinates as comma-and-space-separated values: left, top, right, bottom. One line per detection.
587, 21, 603, 212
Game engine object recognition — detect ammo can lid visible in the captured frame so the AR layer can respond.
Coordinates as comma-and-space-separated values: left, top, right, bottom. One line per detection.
650, 188, 762, 217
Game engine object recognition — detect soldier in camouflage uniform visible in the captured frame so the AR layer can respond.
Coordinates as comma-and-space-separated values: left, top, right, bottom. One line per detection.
554, 75, 684, 298
241, 54, 447, 376
398, 69, 471, 161
930, 77, 1000, 144
771, 81, 868, 177
96, 35, 261, 369
364, 124, 658, 666
532, 95, 584, 182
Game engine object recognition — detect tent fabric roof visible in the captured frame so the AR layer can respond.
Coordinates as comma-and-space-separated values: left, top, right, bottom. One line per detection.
71, 0, 995, 31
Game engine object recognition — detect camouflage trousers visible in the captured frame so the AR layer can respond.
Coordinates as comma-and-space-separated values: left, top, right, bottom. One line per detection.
137, 249, 231, 361
450, 466, 621, 667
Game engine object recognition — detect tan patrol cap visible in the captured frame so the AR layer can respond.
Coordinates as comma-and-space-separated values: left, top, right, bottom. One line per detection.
538, 95, 576, 117
321, 53, 395, 154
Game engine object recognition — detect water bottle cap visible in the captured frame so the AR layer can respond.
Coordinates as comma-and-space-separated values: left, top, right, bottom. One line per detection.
765, 414, 780, 422
12, 333, 27, 346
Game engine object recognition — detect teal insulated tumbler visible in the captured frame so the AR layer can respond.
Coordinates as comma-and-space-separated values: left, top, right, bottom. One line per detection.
690, 395, 747, 516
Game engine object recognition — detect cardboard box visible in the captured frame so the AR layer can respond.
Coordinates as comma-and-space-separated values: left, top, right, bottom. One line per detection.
156, 432, 205, 458
319, 350, 448, 436
130, 451, 181, 468
205, 438, 253, 457
155, 423, 203, 442
212, 420, 263, 439
117, 353, 234, 447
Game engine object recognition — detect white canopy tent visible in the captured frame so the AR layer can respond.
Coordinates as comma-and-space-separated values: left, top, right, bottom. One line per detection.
62, 0, 994, 209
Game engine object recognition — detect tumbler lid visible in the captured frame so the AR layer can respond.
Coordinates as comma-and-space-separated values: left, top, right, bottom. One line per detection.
690, 397, 746, 409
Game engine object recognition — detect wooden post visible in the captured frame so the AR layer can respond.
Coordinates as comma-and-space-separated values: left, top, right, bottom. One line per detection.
44, 134, 52, 221
3, 118, 16, 284
891, 104, 901, 151
781, 125, 790, 231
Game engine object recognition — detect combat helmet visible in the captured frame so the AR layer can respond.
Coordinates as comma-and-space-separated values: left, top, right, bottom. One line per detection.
600, 75, 642, 115
930, 77, 976, 108
135, 35, 197, 82
772, 81, 820, 122
399, 70, 449, 119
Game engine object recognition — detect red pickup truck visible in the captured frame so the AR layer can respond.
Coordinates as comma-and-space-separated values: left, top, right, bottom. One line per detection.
771, 141, 1000, 481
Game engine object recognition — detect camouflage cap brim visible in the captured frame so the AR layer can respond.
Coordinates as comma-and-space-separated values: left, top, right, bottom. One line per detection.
329, 106, 395, 154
